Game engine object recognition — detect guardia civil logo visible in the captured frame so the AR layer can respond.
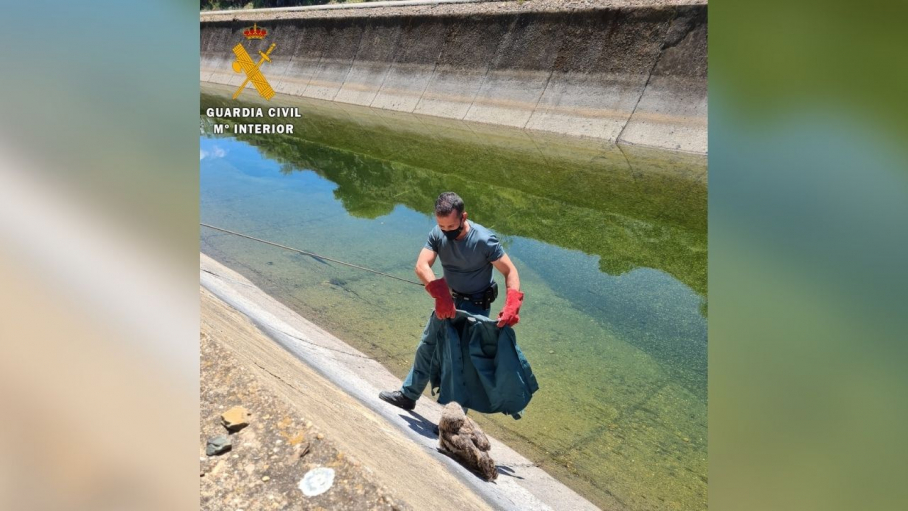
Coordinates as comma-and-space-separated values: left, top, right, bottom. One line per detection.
231, 23, 276, 100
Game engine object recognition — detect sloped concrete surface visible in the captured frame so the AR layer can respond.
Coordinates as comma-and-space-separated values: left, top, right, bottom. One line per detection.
200, 0, 707, 154
200, 253, 600, 511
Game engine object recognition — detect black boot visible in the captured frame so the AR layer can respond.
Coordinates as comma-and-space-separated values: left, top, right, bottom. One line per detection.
379, 390, 416, 411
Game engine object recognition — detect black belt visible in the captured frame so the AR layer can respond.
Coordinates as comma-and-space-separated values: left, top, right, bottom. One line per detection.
451, 281, 498, 308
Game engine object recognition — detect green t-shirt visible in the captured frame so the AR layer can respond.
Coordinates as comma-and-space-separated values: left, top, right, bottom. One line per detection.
424, 221, 505, 295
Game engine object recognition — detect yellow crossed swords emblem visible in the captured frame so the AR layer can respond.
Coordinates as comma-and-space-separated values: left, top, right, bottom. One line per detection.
231, 42, 276, 100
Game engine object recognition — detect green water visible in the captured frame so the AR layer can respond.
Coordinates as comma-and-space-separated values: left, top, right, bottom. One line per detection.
200, 84, 707, 510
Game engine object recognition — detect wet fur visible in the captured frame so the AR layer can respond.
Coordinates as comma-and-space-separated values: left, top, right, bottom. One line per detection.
437, 402, 498, 481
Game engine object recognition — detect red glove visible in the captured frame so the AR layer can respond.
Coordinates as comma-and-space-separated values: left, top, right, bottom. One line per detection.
497, 289, 524, 327
425, 278, 456, 319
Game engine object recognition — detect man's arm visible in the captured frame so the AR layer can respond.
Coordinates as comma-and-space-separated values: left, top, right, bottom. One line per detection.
492, 253, 523, 327
491, 254, 520, 291
415, 248, 438, 286
418, 248, 456, 319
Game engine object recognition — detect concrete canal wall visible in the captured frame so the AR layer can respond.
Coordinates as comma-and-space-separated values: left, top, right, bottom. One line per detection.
200, 0, 707, 153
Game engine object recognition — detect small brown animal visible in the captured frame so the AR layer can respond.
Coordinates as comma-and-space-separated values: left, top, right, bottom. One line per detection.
437, 402, 498, 481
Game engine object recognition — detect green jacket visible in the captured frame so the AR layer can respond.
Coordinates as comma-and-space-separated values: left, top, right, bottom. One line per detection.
425, 310, 539, 419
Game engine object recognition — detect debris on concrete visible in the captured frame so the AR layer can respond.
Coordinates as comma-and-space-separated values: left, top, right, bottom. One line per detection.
200, 313, 410, 510
221, 406, 250, 432
206, 435, 232, 456
299, 467, 336, 497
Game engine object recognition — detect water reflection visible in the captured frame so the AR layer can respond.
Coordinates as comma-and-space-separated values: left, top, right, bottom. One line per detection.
201, 90, 707, 297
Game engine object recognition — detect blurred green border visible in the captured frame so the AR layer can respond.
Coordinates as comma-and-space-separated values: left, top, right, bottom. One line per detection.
711, 2, 908, 510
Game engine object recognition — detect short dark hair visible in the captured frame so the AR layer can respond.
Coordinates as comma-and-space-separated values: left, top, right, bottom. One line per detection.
435, 192, 464, 217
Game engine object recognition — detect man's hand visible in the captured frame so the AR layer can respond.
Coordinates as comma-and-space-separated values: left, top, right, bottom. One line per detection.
497, 289, 524, 327
425, 278, 456, 319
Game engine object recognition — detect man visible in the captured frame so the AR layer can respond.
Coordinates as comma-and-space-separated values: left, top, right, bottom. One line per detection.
379, 192, 524, 411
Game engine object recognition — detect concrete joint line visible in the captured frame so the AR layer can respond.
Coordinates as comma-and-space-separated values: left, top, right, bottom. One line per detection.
332, 25, 368, 103
463, 14, 520, 121
458, 21, 500, 121
369, 18, 408, 108
302, 37, 329, 98
615, 51, 660, 145
411, 21, 455, 114
616, 14, 674, 144
615, 140, 635, 173
523, 7, 575, 131
274, 27, 306, 91
522, 67, 556, 130
251, 360, 300, 392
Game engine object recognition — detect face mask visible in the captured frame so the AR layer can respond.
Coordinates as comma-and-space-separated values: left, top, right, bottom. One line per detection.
441, 215, 465, 241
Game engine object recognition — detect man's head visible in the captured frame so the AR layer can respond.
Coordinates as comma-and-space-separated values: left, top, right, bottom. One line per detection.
435, 192, 467, 240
